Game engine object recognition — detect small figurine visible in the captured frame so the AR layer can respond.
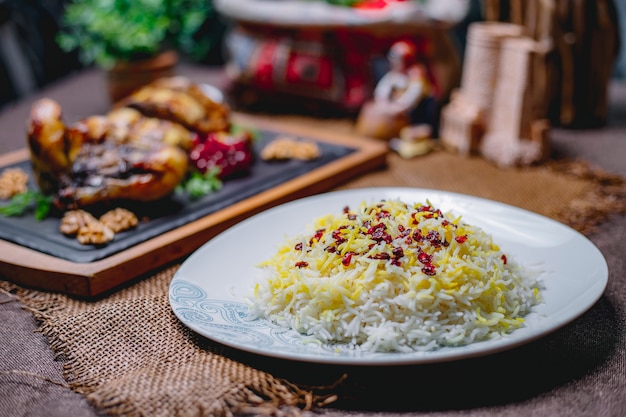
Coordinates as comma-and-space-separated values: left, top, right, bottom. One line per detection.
356, 40, 434, 141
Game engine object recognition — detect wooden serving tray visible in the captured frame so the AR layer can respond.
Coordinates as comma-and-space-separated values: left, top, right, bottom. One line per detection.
0, 113, 387, 298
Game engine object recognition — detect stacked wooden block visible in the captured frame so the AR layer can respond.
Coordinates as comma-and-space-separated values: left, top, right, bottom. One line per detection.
440, 22, 550, 167
481, 0, 620, 129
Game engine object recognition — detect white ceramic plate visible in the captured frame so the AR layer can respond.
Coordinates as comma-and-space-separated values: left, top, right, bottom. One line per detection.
169, 187, 608, 365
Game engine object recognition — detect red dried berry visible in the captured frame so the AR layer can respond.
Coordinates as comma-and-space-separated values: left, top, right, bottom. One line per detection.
421, 263, 437, 276
310, 229, 325, 245
418, 251, 432, 264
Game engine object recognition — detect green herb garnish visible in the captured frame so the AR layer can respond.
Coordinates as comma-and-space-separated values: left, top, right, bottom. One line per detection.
321, 0, 362, 7
177, 168, 223, 199
0, 190, 53, 221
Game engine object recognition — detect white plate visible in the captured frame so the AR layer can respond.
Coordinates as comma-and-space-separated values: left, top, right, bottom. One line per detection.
169, 187, 608, 365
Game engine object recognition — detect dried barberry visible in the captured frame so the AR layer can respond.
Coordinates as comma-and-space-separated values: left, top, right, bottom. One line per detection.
421, 263, 437, 276
455, 235, 468, 244
418, 251, 432, 264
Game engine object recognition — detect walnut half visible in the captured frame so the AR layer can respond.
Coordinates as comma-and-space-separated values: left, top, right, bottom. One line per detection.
100, 208, 138, 233
0, 168, 29, 199
60, 210, 99, 236
76, 222, 115, 245
260, 137, 321, 161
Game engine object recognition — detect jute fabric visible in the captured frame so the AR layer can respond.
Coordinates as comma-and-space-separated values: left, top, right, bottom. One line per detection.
2, 148, 625, 417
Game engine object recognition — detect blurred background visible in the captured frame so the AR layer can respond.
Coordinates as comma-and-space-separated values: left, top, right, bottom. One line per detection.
0, 0, 228, 109
0, 0, 624, 112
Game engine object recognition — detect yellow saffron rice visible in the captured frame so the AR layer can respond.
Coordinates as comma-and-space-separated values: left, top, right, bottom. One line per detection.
250, 199, 542, 352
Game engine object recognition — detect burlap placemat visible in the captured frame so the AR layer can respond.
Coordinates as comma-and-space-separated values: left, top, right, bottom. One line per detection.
2, 148, 626, 417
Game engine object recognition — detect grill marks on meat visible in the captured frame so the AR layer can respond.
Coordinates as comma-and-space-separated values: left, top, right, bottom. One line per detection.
57, 140, 187, 207
27, 98, 189, 209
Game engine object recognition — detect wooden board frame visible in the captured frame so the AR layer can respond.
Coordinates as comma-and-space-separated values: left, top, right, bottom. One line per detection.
0, 114, 388, 298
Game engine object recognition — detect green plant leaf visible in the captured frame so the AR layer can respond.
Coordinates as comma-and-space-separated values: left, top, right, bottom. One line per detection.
57, 0, 214, 67
177, 168, 223, 199
0, 190, 53, 221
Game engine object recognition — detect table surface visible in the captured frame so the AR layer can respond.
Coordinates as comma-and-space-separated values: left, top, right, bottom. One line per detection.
1, 64, 626, 417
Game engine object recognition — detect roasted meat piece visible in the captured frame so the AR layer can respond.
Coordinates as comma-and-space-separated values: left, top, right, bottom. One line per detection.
116, 76, 230, 134
106, 107, 195, 150
27, 98, 73, 194
27, 98, 189, 209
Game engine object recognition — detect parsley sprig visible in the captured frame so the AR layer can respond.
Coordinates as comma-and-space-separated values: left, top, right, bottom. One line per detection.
176, 167, 223, 199
0, 190, 53, 221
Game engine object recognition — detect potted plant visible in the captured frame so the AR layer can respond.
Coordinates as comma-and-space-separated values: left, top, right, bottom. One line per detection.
56, 0, 215, 102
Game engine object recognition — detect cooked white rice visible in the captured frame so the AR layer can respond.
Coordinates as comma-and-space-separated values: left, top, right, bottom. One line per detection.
250, 198, 542, 352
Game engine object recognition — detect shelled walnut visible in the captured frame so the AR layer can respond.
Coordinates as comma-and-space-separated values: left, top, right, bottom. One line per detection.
76, 221, 115, 245
60, 210, 99, 236
0, 168, 29, 199
60, 207, 137, 245
60, 209, 114, 245
260, 137, 320, 161
100, 208, 138, 233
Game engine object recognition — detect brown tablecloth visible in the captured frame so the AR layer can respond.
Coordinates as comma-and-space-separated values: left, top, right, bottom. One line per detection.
1, 66, 626, 417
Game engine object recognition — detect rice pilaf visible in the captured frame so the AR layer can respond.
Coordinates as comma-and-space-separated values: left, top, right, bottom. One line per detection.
251, 198, 542, 352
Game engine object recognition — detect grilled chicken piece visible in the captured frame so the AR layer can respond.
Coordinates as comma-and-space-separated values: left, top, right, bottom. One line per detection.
27, 98, 73, 194
106, 107, 195, 150
27, 98, 189, 209
115, 76, 230, 134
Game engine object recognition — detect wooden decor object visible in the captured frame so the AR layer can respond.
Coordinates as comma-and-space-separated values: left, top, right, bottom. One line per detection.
480, 37, 550, 166
438, 92, 484, 155
439, 22, 525, 157
457, 22, 524, 121
440, 21, 550, 166
482, 0, 620, 128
